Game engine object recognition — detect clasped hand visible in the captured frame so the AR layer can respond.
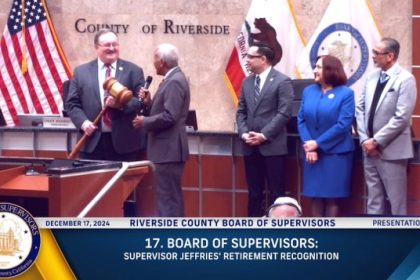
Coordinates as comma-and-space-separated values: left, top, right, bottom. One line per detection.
306, 151, 318, 164
303, 140, 318, 164
361, 138, 380, 157
303, 140, 318, 152
242, 131, 265, 146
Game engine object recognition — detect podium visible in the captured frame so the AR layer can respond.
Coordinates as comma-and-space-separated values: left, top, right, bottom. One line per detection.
0, 157, 151, 217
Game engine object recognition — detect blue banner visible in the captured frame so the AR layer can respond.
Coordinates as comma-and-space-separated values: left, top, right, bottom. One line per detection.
52, 229, 420, 279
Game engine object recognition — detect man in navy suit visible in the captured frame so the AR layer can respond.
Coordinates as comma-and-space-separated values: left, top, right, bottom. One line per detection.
67, 29, 146, 161
236, 42, 294, 217
132, 44, 190, 217
356, 38, 417, 215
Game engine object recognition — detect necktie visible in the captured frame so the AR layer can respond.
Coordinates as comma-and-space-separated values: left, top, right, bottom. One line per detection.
379, 71, 389, 84
104, 64, 111, 98
103, 64, 112, 127
368, 72, 388, 137
254, 75, 261, 102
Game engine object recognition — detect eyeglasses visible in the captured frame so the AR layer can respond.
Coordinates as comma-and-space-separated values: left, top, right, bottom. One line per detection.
372, 50, 389, 56
97, 42, 120, 48
246, 54, 263, 59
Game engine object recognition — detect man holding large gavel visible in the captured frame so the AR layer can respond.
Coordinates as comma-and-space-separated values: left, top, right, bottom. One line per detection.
66, 28, 147, 161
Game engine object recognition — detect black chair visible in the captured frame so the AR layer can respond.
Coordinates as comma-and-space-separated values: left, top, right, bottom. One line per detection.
0, 109, 6, 126
287, 79, 314, 134
186, 110, 198, 131
62, 80, 71, 117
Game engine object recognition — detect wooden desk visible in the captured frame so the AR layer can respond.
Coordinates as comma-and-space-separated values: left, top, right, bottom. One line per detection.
0, 157, 150, 217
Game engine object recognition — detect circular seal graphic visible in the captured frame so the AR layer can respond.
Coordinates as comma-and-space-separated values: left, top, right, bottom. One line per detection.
0, 203, 40, 278
309, 22, 369, 86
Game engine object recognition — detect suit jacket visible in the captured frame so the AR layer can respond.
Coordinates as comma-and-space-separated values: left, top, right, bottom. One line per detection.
66, 58, 146, 154
236, 68, 294, 156
297, 84, 355, 154
143, 67, 190, 163
355, 63, 417, 160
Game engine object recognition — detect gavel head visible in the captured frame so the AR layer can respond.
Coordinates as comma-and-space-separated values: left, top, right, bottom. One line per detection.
103, 78, 133, 105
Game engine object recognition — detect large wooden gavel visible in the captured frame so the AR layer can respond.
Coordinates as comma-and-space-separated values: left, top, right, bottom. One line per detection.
67, 78, 133, 159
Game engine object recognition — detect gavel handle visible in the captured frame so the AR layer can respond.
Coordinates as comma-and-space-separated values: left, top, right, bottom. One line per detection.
67, 108, 107, 159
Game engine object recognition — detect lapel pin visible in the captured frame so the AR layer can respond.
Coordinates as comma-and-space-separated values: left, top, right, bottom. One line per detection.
119, 66, 123, 71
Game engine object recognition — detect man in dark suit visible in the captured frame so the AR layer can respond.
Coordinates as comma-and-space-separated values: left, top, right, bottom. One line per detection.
236, 42, 294, 217
132, 43, 190, 217
66, 28, 146, 161
356, 37, 417, 215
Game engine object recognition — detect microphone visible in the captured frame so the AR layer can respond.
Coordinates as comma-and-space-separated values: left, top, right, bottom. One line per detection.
138, 76, 153, 115
144, 76, 153, 89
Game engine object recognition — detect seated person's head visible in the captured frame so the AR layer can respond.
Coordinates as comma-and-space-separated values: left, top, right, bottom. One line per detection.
267, 197, 302, 217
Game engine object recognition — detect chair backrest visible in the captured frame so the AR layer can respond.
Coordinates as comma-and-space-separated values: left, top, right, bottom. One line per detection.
287, 79, 314, 134
0, 110, 6, 126
185, 110, 198, 131
62, 80, 71, 117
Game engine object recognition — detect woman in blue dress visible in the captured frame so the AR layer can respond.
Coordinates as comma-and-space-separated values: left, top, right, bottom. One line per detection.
297, 55, 355, 217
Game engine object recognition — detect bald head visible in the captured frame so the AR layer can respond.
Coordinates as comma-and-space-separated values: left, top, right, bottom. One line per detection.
267, 197, 302, 217
269, 204, 300, 217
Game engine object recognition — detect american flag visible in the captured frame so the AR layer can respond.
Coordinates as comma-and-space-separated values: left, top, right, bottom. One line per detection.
0, 0, 71, 126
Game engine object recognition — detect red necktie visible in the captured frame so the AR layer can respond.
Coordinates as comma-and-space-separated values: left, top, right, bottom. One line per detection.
103, 64, 112, 127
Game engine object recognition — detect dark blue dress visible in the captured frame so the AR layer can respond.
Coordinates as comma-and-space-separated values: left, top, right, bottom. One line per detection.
297, 84, 355, 198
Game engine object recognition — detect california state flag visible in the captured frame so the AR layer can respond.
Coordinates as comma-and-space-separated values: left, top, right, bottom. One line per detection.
296, 0, 382, 98
224, 0, 305, 105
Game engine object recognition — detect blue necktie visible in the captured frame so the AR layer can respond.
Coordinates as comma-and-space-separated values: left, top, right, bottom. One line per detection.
379, 71, 389, 84
254, 75, 261, 102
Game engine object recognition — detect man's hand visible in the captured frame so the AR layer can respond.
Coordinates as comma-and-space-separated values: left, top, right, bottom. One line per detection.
243, 131, 266, 146
132, 115, 145, 128
362, 138, 380, 157
105, 96, 123, 109
81, 120, 96, 136
139, 88, 151, 106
